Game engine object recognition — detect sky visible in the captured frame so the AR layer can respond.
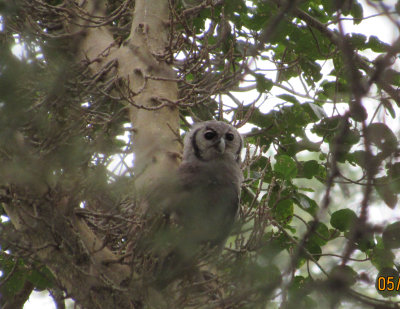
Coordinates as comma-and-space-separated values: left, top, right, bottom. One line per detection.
10, 1, 400, 308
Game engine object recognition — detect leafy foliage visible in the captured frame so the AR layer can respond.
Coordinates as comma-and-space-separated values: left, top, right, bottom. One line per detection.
1, 0, 400, 308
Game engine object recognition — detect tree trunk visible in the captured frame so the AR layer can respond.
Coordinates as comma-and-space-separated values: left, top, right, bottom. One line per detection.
80, 0, 182, 192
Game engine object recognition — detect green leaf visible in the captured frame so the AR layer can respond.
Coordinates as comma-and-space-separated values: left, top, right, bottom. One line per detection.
349, 101, 368, 122
293, 193, 318, 216
346, 150, 367, 168
288, 275, 314, 296
330, 209, 357, 232
192, 9, 209, 31
321, 0, 335, 15
242, 14, 267, 31
0, 256, 26, 298
312, 116, 341, 139
356, 229, 376, 252
246, 108, 277, 130
329, 228, 341, 239
277, 94, 300, 104
382, 222, 400, 249
319, 80, 350, 102
27, 267, 54, 290
371, 247, 395, 270
309, 222, 330, 246
384, 68, 400, 87
289, 275, 307, 292
255, 74, 273, 93
224, 0, 247, 16
366, 123, 398, 155
389, 163, 400, 179
304, 240, 322, 261
367, 35, 389, 53
350, 33, 367, 49
330, 265, 358, 287
0, 269, 26, 298
302, 160, 319, 179
299, 58, 323, 84
382, 98, 396, 119
260, 233, 290, 259
351, 3, 363, 24
186, 73, 194, 82
375, 177, 398, 209
303, 102, 327, 120
272, 199, 294, 223
387, 163, 400, 194
287, 276, 317, 308
343, 129, 360, 145
274, 155, 298, 179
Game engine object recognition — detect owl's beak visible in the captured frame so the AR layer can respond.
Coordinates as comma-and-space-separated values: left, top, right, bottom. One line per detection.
215, 137, 226, 153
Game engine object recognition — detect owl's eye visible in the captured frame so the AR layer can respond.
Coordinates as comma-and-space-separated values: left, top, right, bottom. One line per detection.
204, 131, 216, 140
225, 133, 234, 141
204, 131, 217, 140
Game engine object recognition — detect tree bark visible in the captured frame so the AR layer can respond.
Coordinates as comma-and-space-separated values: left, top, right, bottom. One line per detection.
79, 0, 182, 193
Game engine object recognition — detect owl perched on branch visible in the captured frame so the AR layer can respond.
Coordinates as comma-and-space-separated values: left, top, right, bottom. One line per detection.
143, 120, 243, 288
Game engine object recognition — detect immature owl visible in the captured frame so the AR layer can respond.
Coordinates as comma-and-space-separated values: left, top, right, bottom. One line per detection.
146, 120, 243, 287
177, 120, 243, 246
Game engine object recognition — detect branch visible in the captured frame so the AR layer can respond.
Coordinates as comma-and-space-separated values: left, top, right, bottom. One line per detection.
293, 8, 400, 106
2, 194, 134, 308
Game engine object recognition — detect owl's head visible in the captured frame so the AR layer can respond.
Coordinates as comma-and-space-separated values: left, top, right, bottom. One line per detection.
183, 120, 243, 163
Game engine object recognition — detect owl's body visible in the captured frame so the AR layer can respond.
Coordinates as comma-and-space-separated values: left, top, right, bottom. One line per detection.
178, 160, 240, 240
146, 120, 243, 287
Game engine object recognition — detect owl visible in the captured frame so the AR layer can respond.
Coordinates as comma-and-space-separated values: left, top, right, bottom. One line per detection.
144, 120, 243, 287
